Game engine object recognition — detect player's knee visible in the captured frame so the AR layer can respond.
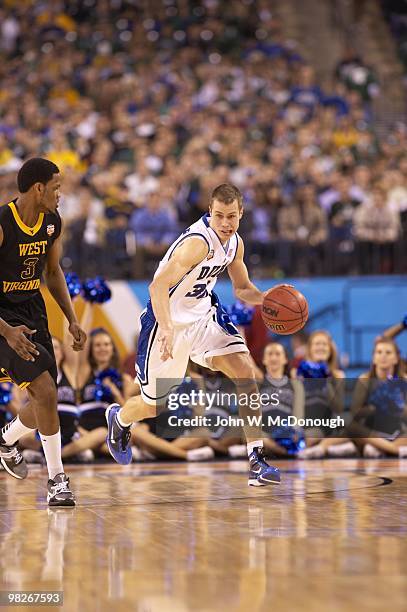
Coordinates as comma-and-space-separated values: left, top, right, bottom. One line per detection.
224, 354, 255, 380
28, 371, 57, 406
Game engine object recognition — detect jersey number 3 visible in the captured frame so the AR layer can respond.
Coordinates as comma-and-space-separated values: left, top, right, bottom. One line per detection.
185, 283, 209, 299
21, 257, 39, 280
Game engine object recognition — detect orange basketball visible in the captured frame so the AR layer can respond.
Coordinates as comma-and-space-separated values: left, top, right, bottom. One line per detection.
261, 286, 308, 335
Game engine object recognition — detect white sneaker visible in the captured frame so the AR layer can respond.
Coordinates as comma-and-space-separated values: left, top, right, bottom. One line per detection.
327, 442, 357, 457
398, 446, 407, 458
363, 443, 382, 458
227, 444, 247, 458
186, 446, 215, 462
297, 444, 326, 459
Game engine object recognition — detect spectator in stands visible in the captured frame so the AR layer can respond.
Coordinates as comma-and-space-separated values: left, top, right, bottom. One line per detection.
277, 184, 328, 276
0, 0, 404, 280
294, 330, 345, 457
259, 342, 305, 457
290, 65, 322, 111
55, 334, 106, 464
328, 174, 362, 274
64, 187, 105, 278
354, 183, 401, 273
20, 328, 106, 465
47, 130, 84, 173
384, 166, 407, 271
130, 189, 179, 279
335, 48, 380, 101
104, 212, 135, 279
350, 165, 371, 203
314, 338, 407, 458
68, 304, 134, 459
246, 182, 281, 274
125, 158, 159, 208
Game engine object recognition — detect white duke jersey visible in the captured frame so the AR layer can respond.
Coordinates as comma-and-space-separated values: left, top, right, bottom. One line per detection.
152, 214, 239, 327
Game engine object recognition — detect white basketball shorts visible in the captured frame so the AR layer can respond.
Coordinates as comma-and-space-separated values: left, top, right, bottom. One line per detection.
135, 301, 249, 405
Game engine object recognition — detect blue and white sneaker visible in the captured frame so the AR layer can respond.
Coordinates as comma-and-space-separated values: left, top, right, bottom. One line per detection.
248, 447, 281, 486
105, 404, 132, 465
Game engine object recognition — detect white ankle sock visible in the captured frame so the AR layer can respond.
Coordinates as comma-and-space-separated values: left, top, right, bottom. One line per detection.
247, 440, 263, 456
1, 416, 35, 445
117, 410, 132, 428
39, 431, 64, 480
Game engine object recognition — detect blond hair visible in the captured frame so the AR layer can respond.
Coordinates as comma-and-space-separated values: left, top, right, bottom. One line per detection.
306, 330, 341, 376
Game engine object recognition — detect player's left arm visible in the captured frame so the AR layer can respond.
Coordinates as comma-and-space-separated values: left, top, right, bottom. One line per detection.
44, 235, 87, 352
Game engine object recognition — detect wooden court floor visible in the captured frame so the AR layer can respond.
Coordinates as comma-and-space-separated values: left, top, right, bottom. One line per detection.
0, 459, 407, 612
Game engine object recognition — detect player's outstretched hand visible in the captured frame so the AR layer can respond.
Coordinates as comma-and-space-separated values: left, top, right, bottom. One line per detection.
4, 325, 39, 362
69, 322, 87, 351
158, 328, 174, 361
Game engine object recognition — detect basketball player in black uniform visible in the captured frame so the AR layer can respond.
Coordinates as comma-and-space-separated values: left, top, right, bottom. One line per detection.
0, 158, 87, 506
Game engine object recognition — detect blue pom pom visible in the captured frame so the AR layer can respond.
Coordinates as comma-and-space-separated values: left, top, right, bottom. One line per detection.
82, 277, 112, 304
225, 301, 254, 326
370, 379, 406, 414
94, 387, 107, 401
93, 383, 113, 403
271, 426, 305, 455
93, 368, 122, 403
65, 272, 82, 299
97, 368, 122, 388
402, 314, 407, 329
297, 360, 330, 379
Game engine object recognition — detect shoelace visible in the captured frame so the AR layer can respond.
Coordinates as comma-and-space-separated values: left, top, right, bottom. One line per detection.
251, 448, 269, 469
51, 480, 71, 496
121, 428, 131, 451
1, 446, 23, 465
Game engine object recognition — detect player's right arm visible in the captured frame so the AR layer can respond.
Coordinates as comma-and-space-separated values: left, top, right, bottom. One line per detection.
0, 225, 39, 361
149, 237, 208, 361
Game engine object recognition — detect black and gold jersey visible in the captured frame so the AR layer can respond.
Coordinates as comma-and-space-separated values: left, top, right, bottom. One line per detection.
0, 200, 61, 304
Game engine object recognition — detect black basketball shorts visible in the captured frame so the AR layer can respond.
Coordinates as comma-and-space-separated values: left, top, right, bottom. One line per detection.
0, 293, 57, 389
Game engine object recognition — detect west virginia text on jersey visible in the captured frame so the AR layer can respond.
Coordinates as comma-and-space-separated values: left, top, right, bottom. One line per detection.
3, 280, 41, 293
18, 241, 48, 257
0, 201, 61, 304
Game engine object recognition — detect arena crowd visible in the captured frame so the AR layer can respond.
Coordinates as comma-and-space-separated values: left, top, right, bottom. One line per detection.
0, 0, 406, 279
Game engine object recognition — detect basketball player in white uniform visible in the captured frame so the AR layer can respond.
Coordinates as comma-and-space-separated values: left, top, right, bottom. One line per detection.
106, 184, 282, 485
